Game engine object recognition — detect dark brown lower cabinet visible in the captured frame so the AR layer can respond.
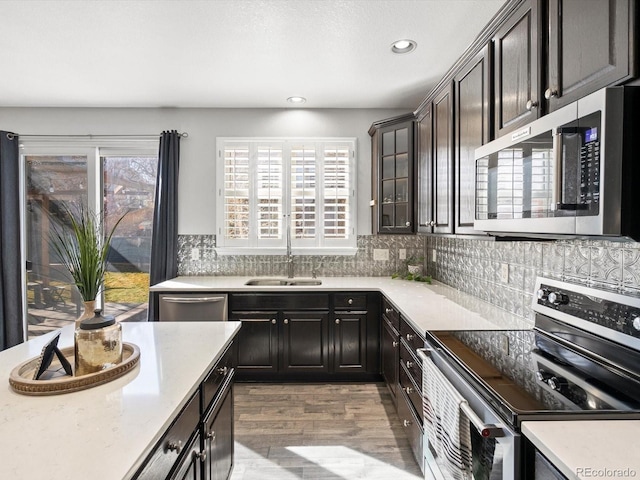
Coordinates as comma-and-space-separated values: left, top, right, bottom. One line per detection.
381, 317, 400, 406
203, 385, 234, 480
231, 292, 379, 381
134, 345, 235, 480
172, 434, 203, 480
233, 312, 278, 374
333, 313, 367, 373
281, 311, 330, 374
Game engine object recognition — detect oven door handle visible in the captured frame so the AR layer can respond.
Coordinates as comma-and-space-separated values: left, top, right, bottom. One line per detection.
418, 348, 505, 439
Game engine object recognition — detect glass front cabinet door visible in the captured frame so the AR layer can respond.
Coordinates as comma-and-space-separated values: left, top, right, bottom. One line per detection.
374, 118, 415, 234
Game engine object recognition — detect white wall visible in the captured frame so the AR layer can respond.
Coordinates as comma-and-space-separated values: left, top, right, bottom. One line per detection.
0, 107, 405, 234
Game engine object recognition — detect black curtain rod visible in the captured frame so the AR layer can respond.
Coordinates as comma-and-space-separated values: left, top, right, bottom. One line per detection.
5, 132, 188, 140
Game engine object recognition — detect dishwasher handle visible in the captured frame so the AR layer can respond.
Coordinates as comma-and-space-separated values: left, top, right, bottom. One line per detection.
417, 348, 504, 439
161, 296, 226, 304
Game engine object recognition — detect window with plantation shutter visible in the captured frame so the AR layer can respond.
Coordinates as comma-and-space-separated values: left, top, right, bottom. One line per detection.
216, 138, 356, 253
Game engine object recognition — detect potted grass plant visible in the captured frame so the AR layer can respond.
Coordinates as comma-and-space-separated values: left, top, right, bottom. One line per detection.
49, 204, 126, 327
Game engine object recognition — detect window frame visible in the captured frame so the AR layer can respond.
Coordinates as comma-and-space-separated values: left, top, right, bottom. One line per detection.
216, 137, 357, 255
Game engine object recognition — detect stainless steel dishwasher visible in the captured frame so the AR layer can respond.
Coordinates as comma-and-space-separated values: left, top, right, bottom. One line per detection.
158, 293, 228, 321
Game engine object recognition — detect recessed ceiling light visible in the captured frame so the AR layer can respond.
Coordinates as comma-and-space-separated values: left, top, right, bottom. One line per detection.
391, 39, 417, 54
287, 96, 307, 104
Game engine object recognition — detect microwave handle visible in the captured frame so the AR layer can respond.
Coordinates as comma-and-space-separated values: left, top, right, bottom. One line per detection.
552, 130, 563, 211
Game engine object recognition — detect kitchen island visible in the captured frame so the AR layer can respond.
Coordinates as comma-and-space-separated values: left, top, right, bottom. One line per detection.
0, 321, 240, 480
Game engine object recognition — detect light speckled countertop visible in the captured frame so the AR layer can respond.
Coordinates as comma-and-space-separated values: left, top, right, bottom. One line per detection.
523, 420, 640, 479
150, 276, 529, 332
0, 321, 240, 480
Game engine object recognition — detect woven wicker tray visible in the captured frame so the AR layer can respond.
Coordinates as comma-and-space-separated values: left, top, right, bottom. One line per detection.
9, 342, 140, 396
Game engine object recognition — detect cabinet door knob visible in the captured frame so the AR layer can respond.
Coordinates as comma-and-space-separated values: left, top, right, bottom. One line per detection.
166, 440, 182, 454
406, 333, 415, 341
385, 308, 393, 314
405, 221, 411, 227
216, 366, 228, 376
206, 430, 216, 441
271, 319, 277, 324
284, 319, 289, 324
403, 419, 412, 427
348, 298, 353, 305
406, 360, 414, 368
392, 341, 399, 347
335, 319, 341, 324
405, 386, 414, 394
526, 99, 539, 111
545, 88, 558, 99
195, 450, 207, 462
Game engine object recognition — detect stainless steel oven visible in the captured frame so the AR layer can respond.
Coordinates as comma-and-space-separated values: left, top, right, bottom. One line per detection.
474, 86, 640, 239
418, 346, 519, 480
417, 277, 640, 480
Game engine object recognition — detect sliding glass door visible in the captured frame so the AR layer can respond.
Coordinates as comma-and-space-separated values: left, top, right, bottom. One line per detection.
23, 144, 157, 338
102, 155, 157, 325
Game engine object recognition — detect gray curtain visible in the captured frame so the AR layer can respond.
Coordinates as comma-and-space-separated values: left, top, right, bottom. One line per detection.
148, 130, 181, 321
0, 132, 24, 349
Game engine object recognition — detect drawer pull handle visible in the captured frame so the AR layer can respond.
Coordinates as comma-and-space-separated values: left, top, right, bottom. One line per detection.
216, 366, 228, 376
284, 319, 289, 325
406, 360, 414, 368
406, 334, 415, 341
271, 319, 277, 324
403, 419, 412, 427
167, 440, 182, 454
348, 298, 353, 305
405, 386, 414, 394
392, 341, 399, 347
195, 450, 207, 462
335, 319, 341, 324
385, 308, 393, 314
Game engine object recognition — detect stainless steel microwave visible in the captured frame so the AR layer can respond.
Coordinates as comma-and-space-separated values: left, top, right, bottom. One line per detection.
474, 86, 640, 239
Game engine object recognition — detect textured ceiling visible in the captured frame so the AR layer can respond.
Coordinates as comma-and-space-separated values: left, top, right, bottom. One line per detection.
0, 0, 505, 109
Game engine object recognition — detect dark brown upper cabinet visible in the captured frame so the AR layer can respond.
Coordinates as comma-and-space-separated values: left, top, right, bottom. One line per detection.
432, 82, 455, 235
494, 0, 542, 137
371, 115, 416, 234
545, 0, 634, 111
416, 105, 433, 233
416, 82, 454, 235
454, 44, 492, 235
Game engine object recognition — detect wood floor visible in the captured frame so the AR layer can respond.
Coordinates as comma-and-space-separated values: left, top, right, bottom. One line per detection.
231, 382, 423, 480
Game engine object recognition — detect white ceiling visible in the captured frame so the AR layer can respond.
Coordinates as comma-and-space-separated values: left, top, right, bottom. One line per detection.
0, 0, 505, 109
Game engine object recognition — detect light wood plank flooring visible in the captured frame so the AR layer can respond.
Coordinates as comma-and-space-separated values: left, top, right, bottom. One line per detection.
231, 383, 423, 480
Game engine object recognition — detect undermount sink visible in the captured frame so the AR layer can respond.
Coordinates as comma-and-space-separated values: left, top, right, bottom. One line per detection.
244, 278, 322, 286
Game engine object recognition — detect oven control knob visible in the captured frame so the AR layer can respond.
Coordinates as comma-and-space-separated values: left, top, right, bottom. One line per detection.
536, 289, 549, 301
548, 292, 568, 306
546, 376, 566, 391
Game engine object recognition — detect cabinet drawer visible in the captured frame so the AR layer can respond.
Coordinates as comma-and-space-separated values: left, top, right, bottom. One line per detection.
398, 388, 424, 472
202, 344, 233, 414
400, 340, 422, 391
135, 391, 200, 479
382, 297, 400, 330
399, 362, 423, 423
231, 293, 329, 311
400, 318, 425, 352
333, 293, 367, 311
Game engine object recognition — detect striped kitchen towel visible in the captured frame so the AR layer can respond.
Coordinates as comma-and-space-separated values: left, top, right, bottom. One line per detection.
423, 354, 472, 480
